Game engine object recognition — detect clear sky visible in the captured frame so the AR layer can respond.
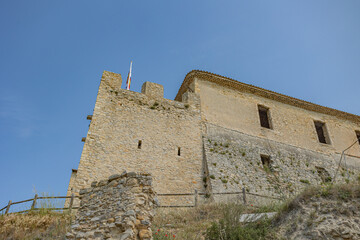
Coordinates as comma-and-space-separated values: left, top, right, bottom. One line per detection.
1, 0, 359, 209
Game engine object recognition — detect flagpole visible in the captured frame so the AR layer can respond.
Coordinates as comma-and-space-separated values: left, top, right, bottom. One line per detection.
126, 61, 132, 90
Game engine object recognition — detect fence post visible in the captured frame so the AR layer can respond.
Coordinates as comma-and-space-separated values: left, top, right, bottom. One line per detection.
69, 194, 75, 213
242, 187, 247, 205
31, 194, 38, 210
5, 200, 12, 214
194, 189, 198, 207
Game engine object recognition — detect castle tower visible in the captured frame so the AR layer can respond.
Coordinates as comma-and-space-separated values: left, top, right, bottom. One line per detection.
67, 71, 204, 205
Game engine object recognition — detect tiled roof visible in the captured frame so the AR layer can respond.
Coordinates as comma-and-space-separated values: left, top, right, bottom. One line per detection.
175, 70, 360, 123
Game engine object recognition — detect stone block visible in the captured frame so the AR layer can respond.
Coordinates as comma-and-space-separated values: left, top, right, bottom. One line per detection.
101, 70, 122, 90
141, 81, 164, 98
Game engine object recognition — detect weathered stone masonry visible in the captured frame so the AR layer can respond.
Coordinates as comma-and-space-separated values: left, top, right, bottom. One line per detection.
67, 70, 360, 205
68, 71, 203, 206
66, 172, 157, 240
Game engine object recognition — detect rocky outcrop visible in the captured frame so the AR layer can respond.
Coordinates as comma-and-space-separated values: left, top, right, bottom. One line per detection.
66, 172, 157, 240
274, 184, 360, 240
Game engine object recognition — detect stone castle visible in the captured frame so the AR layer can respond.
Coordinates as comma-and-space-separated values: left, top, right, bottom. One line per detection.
67, 70, 360, 205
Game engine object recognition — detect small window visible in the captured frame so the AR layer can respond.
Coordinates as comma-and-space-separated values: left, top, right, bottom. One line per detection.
178, 147, 181, 156
356, 131, 360, 145
314, 121, 330, 144
258, 105, 271, 129
315, 166, 332, 183
138, 140, 142, 149
260, 154, 272, 171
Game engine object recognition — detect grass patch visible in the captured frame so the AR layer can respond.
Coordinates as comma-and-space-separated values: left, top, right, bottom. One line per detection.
153, 202, 279, 240
0, 211, 72, 240
275, 183, 360, 222
300, 179, 310, 184
205, 203, 276, 240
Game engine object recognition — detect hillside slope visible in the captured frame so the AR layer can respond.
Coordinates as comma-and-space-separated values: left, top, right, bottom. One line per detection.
274, 184, 360, 240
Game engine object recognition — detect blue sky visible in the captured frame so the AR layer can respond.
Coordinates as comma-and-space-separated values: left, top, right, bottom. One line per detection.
1, 0, 359, 209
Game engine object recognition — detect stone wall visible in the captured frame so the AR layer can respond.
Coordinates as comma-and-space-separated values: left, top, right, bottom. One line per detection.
70, 71, 204, 206
203, 123, 360, 203
66, 172, 157, 240
67, 70, 360, 207
195, 78, 360, 158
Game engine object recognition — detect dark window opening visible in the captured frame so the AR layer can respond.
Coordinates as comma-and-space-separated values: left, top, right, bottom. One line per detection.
315, 166, 332, 183
138, 140, 142, 149
178, 147, 181, 156
258, 105, 271, 129
260, 154, 272, 171
356, 131, 360, 145
314, 121, 330, 144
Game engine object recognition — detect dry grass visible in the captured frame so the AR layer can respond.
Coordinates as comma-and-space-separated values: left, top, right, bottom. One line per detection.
275, 183, 360, 222
152, 202, 279, 240
153, 203, 230, 239
0, 211, 72, 240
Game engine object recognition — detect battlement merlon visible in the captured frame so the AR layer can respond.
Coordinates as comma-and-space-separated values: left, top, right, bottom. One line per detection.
101, 70, 200, 107
101, 71, 122, 90
141, 81, 164, 98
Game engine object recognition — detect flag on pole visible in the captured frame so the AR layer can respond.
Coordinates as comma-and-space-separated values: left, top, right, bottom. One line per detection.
126, 61, 132, 90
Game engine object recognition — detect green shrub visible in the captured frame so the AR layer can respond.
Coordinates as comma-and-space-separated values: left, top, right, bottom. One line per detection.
205, 203, 274, 240
300, 179, 310, 184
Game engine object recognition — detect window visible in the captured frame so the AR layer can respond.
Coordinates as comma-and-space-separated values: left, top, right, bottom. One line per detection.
258, 105, 272, 129
315, 166, 332, 183
178, 147, 181, 156
314, 121, 330, 144
138, 140, 142, 149
355, 131, 360, 145
260, 154, 272, 171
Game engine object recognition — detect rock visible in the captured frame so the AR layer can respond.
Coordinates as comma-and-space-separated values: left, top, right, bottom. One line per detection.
139, 229, 151, 240
126, 178, 138, 186
127, 172, 137, 177
108, 174, 122, 181
65, 232, 75, 239
120, 229, 133, 240
79, 189, 89, 195
98, 180, 108, 186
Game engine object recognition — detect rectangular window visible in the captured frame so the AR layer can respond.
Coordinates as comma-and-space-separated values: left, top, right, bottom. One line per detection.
260, 154, 272, 172
314, 121, 330, 144
356, 131, 360, 145
258, 105, 271, 129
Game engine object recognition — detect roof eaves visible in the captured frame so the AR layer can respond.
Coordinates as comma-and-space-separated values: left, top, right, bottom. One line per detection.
175, 70, 360, 124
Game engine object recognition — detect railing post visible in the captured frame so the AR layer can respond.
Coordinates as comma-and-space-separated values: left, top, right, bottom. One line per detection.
31, 194, 38, 210
194, 189, 198, 207
5, 200, 12, 214
69, 194, 75, 213
242, 187, 247, 205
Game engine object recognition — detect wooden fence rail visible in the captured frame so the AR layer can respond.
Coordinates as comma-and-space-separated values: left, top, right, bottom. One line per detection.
1, 188, 284, 214
0, 194, 79, 215
157, 188, 284, 208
